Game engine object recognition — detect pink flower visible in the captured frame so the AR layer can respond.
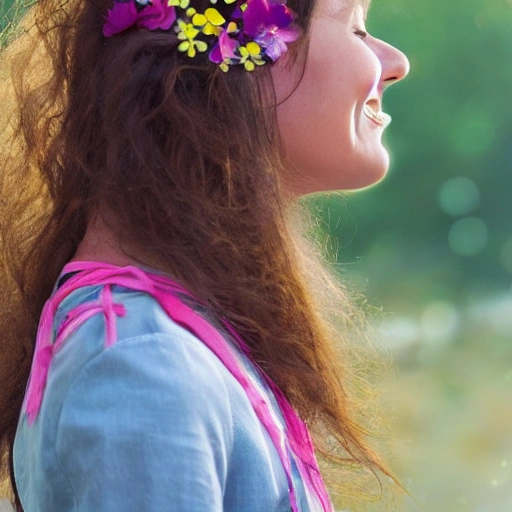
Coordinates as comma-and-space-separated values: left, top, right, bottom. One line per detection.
103, 0, 177, 38
242, 0, 301, 61
253, 25, 299, 61
209, 27, 239, 64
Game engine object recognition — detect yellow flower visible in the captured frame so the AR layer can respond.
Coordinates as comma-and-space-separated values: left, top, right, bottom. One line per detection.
176, 19, 208, 58
226, 21, 238, 33
191, 8, 225, 36
168, 0, 189, 9
238, 42, 265, 71
176, 19, 199, 40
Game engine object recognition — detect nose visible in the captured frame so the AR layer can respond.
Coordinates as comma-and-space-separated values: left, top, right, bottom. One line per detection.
373, 39, 410, 94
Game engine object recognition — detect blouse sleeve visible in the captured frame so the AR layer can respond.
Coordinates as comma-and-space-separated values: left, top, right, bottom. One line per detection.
54, 332, 234, 512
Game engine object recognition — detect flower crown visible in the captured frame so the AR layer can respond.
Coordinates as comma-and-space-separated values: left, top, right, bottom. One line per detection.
103, 0, 301, 72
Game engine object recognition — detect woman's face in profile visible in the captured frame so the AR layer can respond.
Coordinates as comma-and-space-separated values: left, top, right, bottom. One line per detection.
271, 0, 410, 196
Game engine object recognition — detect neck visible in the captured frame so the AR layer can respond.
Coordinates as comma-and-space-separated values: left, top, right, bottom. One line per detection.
70, 213, 143, 268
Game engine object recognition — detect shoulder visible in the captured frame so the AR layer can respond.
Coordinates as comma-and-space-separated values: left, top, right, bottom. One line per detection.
53, 283, 238, 420
51, 284, 231, 389
48, 286, 237, 446
58, 330, 234, 435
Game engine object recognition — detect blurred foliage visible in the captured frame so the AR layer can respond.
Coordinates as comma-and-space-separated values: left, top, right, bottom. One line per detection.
307, 0, 512, 312
303, 0, 512, 510
0, 0, 30, 47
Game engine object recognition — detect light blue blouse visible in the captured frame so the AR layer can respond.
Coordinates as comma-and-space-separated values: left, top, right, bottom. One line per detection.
13, 279, 318, 511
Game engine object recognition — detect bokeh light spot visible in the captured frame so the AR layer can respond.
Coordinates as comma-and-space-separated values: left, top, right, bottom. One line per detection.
378, 316, 420, 351
448, 217, 488, 256
420, 300, 459, 344
438, 177, 480, 217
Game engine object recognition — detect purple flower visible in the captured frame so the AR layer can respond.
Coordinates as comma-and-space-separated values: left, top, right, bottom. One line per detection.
209, 27, 240, 64
242, 0, 301, 60
103, 0, 177, 38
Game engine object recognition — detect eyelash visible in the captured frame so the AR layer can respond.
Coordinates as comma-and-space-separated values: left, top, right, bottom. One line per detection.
354, 30, 368, 39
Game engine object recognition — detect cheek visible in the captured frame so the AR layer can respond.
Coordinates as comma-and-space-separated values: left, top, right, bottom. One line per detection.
272, 39, 356, 157
270, 24, 389, 194
272, 55, 361, 189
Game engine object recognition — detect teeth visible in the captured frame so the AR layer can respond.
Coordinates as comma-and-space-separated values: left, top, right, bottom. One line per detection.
364, 103, 391, 127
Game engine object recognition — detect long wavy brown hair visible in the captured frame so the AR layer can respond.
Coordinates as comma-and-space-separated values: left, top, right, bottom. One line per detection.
0, 0, 409, 509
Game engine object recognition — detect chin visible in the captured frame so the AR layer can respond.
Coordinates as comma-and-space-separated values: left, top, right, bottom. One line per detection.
347, 150, 390, 190
327, 152, 390, 192
286, 151, 390, 197
344, 164, 389, 191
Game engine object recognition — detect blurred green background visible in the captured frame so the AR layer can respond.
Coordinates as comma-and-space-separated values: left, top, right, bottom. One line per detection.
305, 0, 512, 510
2, 0, 512, 510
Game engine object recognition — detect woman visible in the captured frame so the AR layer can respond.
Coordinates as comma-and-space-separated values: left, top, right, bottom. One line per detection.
0, 0, 409, 509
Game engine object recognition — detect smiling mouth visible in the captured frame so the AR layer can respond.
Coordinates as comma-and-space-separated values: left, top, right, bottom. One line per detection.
363, 101, 391, 127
